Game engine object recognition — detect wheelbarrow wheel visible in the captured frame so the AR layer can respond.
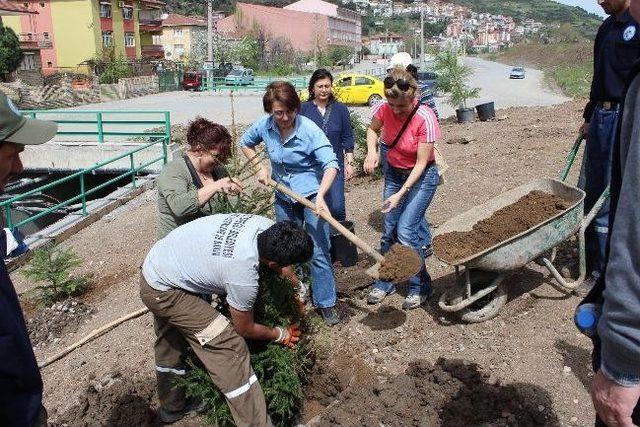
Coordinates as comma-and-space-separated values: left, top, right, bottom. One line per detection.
442, 272, 507, 323
459, 284, 507, 323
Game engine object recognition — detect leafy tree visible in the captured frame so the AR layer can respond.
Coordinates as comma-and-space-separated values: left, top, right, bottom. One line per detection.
0, 26, 23, 82
88, 48, 134, 84
434, 49, 480, 109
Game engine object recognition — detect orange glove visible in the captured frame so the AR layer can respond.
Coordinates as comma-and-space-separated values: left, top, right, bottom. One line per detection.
275, 323, 301, 348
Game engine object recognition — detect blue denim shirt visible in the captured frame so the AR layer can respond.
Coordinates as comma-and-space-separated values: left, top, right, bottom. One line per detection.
241, 114, 339, 201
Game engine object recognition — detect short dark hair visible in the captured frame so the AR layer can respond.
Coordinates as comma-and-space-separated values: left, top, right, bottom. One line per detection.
263, 81, 301, 113
186, 117, 232, 162
257, 221, 313, 266
406, 64, 418, 80
308, 68, 334, 102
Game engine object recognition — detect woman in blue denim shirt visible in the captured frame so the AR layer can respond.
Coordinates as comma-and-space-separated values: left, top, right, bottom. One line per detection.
363, 67, 441, 310
299, 69, 355, 221
240, 81, 341, 326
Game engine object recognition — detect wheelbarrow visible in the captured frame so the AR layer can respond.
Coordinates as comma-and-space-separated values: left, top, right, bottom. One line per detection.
435, 136, 610, 323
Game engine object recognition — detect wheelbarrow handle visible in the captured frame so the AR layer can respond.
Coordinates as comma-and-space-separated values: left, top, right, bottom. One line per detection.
267, 179, 385, 263
560, 134, 586, 182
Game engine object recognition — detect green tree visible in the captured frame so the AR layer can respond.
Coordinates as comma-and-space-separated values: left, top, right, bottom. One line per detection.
434, 49, 480, 109
0, 26, 23, 82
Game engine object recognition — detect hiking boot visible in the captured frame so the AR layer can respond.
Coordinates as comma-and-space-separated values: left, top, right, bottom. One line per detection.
367, 287, 394, 304
402, 293, 428, 310
318, 306, 340, 326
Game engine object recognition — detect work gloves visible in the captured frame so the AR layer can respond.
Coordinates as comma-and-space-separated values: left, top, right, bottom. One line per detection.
275, 323, 301, 348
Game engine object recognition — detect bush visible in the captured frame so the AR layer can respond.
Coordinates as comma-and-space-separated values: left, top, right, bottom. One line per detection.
0, 26, 23, 82
22, 247, 91, 307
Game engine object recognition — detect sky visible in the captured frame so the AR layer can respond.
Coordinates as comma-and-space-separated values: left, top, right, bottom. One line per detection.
552, 0, 607, 18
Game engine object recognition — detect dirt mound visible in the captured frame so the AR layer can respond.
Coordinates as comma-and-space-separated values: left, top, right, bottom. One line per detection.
378, 244, 422, 282
316, 358, 559, 426
26, 298, 94, 347
433, 191, 571, 263
53, 372, 157, 427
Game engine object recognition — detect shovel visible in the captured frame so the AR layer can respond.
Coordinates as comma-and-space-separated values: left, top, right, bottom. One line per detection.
267, 179, 419, 282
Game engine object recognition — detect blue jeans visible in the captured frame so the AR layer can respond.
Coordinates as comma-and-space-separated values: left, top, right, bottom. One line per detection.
374, 163, 439, 296
274, 195, 337, 308
585, 104, 620, 276
325, 164, 346, 222
379, 143, 431, 248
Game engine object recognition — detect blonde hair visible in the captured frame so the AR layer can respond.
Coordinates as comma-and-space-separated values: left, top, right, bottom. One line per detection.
384, 66, 417, 100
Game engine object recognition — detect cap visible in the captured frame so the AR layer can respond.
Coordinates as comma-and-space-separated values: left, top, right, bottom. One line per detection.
0, 92, 57, 145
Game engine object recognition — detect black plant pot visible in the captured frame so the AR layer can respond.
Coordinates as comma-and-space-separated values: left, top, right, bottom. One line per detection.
456, 108, 475, 123
476, 102, 495, 121
329, 220, 358, 267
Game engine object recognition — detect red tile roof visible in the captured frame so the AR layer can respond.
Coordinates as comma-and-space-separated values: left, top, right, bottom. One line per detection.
162, 13, 206, 27
0, 0, 37, 15
140, 0, 165, 8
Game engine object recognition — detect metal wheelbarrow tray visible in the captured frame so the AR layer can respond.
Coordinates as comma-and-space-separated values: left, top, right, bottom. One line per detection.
435, 178, 595, 323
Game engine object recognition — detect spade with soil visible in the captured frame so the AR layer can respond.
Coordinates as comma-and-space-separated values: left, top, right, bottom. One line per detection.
266, 179, 421, 283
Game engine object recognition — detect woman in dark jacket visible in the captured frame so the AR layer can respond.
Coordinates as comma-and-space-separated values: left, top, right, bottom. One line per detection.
299, 69, 355, 221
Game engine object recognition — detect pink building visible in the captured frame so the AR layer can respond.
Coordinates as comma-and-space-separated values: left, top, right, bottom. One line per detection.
216, 0, 361, 53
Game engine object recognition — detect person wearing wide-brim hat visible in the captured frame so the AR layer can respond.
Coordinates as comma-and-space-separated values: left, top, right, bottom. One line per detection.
0, 91, 57, 427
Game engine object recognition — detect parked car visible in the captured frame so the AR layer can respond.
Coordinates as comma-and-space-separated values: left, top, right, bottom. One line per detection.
510, 67, 526, 79
416, 71, 439, 90
333, 73, 385, 106
182, 71, 202, 91
225, 68, 255, 85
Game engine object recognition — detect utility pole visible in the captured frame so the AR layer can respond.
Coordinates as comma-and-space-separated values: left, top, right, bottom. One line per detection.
420, 1, 424, 68
207, 0, 213, 90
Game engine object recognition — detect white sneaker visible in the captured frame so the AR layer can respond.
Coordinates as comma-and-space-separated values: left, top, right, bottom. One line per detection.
367, 288, 393, 304
402, 294, 428, 310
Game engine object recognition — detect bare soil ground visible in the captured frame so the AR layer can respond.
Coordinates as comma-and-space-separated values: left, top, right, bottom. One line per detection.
14, 99, 595, 426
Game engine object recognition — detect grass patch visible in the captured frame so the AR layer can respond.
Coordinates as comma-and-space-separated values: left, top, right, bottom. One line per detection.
548, 61, 593, 98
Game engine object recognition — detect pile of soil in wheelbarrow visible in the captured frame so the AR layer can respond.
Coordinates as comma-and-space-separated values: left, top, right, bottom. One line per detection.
433, 191, 572, 263
378, 244, 422, 282
315, 357, 558, 426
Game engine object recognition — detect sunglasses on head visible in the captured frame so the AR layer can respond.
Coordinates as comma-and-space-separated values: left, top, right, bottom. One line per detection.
383, 76, 415, 91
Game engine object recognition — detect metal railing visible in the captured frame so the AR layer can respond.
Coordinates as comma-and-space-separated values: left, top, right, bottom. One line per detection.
23, 110, 171, 144
200, 76, 310, 92
0, 137, 169, 232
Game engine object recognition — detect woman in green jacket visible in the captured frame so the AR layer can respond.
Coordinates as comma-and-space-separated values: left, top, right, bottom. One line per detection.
156, 117, 242, 240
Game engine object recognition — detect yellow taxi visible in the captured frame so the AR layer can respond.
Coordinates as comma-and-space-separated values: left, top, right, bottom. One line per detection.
298, 73, 385, 107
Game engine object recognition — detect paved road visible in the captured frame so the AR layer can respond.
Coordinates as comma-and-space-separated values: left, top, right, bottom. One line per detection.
57, 57, 568, 135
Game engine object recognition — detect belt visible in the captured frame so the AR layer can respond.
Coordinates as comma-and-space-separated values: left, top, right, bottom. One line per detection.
599, 101, 619, 111
388, 161, 434, 177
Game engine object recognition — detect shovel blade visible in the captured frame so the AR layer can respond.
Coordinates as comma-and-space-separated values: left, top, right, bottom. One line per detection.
366, 262, 381, 280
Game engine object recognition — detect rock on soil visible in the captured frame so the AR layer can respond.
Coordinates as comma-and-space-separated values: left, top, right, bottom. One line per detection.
316, 358, 559, 426
26, 298, 94, 347
433, 191, 572, 263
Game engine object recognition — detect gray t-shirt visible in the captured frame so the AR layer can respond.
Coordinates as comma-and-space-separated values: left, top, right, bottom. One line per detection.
142, 213, 275, 311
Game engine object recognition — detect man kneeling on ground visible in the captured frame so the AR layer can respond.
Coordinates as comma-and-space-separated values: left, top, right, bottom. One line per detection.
139, 213, 313, 425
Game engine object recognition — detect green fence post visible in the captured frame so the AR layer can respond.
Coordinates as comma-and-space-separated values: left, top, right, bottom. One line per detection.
80, 174, 87, 216
97, 112, 104, 143
29, 112, 36, 119
4, 205, 13, 230
130, 153, 137, 188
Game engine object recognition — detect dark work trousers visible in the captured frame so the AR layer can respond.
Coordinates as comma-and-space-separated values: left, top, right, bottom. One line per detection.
584, 104, 620, 277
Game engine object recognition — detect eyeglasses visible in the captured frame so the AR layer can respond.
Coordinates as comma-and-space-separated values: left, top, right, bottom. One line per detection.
383, 76, 416, 92
273, 109, 296, 119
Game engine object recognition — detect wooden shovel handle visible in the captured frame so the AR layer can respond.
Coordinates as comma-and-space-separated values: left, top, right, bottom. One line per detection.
268, 179, 385, 263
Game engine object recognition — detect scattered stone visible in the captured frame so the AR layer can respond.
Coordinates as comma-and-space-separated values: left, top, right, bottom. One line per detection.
563, 366, 572, 374
25, 298, 94, 347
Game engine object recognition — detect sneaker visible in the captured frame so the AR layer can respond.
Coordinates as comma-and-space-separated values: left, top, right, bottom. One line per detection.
367, 287, 394, 304
318, 306, 340, 326
574, 273, 599, 298
422, 245, 434, 258
402, 293, 428, 310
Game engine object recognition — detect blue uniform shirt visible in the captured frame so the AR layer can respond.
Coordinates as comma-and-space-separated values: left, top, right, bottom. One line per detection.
299, 100, 354, 165
240, 114, 339, 200
584, 9, 640, 121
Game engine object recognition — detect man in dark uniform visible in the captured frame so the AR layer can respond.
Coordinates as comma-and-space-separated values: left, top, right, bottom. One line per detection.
0, 92, 57, 426
578, 0, 640, 295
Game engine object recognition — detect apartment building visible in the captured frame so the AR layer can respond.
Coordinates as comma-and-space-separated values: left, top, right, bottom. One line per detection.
217, 0, 361, 53
3, 0, 164, 75
158, 13, 206, 60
